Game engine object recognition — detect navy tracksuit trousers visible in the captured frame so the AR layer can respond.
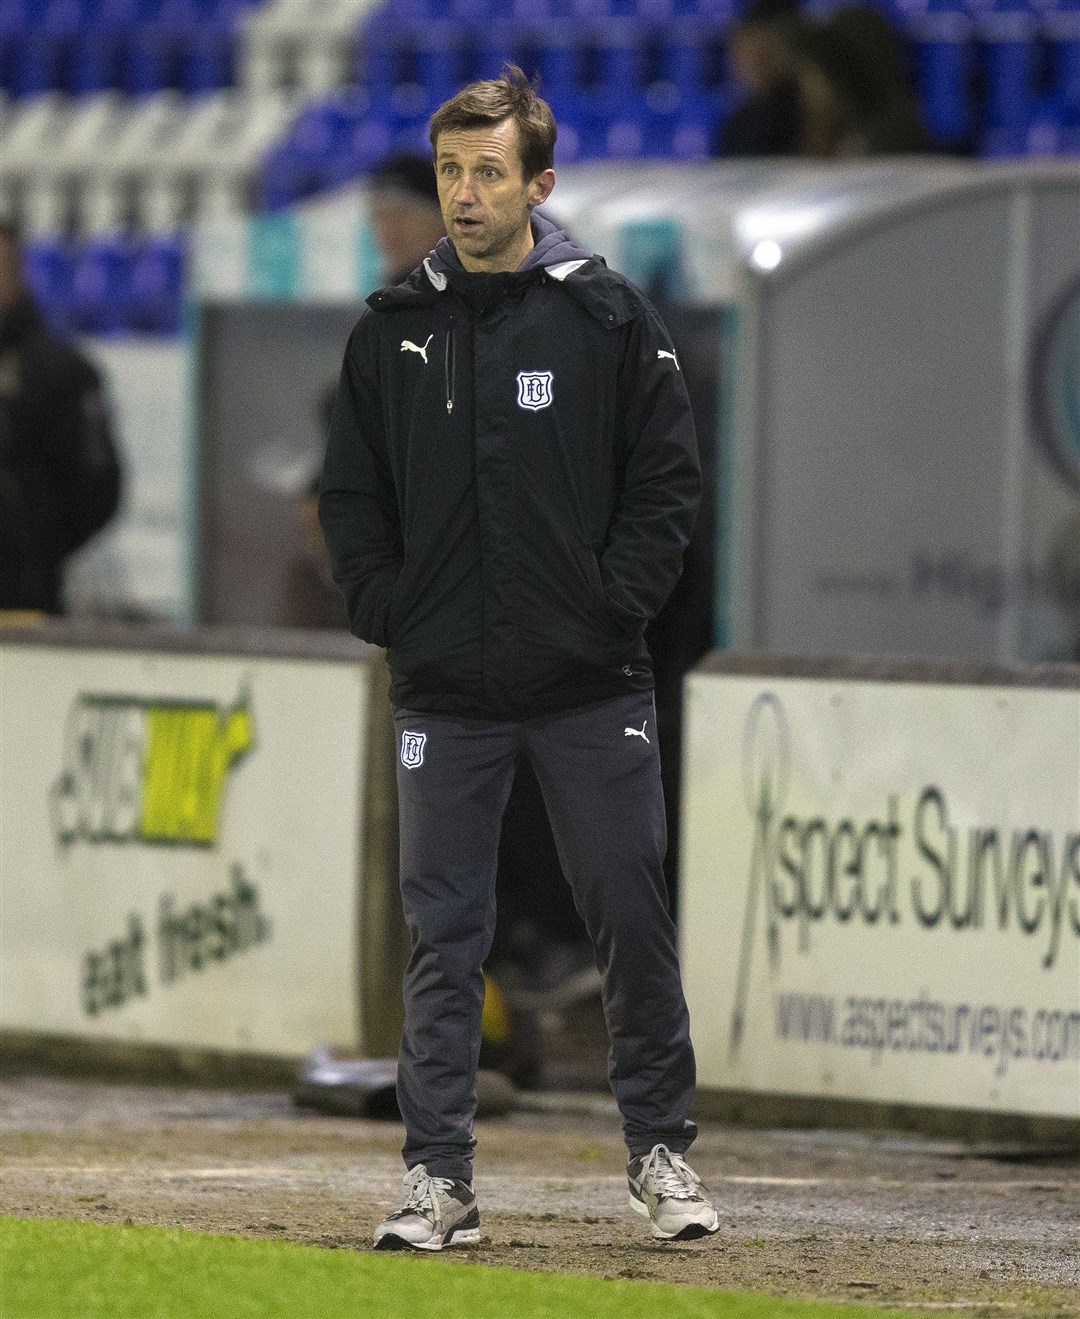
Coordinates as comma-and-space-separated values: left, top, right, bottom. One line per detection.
392, 689, 698, 1182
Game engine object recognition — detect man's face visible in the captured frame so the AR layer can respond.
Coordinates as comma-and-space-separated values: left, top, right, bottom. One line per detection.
434, 118, 554, 273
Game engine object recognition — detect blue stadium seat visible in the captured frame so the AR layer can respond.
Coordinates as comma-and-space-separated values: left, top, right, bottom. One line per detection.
552, 102, 586, 160
388, 79, 432, 150
157, 0, 202, 27
643, 80, 717, 156
40, 0, 88, 31
658, 17, 710, 91
1047, 7, 1080, 112
262, 90, 387, 206
1025, 81, 1080, 153
0, 2, 27, 95
530, 23, 582, 104
633, 0, 702, 16
181, 22, 233, 93
604, 96, 647, 155
96, 0, 153, 25
694, 0, 737, 20
261, 141, 315, 209
978, 0, 1038, 151
470, 19, 524, 81
13, 28, 66, 95
357, 9, 403, 96
569, 88, 629, 155
72, 235, 133, 336
205, 0, 257, 20
910, 0, 974, 148
412, 21, 465, 105
382, 0, 433, 21
70, 30, 121, 94
24, 236, 77, 334
121, 24, 182, 94
129, 233, 185, 333
449, 0, 492, 18
568, 0, 616, 17
341, 110, 394, 174
591, 17, 645, 92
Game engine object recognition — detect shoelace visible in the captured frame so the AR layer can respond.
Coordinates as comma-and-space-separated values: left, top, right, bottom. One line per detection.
638, 1145, 702, 1201
400, 1165, 457, 1221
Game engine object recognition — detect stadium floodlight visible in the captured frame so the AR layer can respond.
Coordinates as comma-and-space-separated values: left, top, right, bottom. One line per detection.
751, 239, 783, 271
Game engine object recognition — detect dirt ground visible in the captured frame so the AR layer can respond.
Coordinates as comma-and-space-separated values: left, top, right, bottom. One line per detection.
1, 1073, 1078, 1318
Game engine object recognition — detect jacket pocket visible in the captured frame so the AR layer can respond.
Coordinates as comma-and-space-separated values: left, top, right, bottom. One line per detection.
382, 562, 410, 646
588, 549, 643, 641
586, 547, 626, 631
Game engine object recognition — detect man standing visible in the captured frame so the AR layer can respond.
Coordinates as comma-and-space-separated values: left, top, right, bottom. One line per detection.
319, 66, 717, 1251
0, 222, 122, 614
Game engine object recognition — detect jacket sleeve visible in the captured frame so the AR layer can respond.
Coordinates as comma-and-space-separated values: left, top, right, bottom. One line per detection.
599, 302, 702, 633
57, 357, 123, 556
318, 314, 403, 646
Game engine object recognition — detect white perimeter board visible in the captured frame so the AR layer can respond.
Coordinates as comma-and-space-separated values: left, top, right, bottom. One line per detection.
680, 671, 1080, 1118
0, 642, 368, 1057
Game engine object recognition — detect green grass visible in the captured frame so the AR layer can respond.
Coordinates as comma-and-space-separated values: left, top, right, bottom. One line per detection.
0, 1217, 909, 1319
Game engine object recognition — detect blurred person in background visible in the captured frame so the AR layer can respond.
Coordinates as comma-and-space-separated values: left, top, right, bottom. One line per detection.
719, 0, 804, 156
321, 66, 717, 1252
368, 152, 447, 287
788, 5, 929, 157
0, 221, 123, 615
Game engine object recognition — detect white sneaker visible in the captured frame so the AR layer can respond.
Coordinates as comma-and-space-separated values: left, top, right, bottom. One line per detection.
627, 1144, 719, 1241
373, 1164, 480, 1251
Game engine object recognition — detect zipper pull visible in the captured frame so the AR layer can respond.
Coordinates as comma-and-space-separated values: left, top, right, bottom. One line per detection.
444, 320, 455, 414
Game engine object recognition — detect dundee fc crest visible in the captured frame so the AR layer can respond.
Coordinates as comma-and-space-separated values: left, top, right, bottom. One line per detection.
400, 730, 426, 769
517, 370, 553, 412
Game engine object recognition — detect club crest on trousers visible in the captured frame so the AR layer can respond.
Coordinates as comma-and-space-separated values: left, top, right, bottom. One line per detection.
400, 730, 426, 769
517, 371, 553, 411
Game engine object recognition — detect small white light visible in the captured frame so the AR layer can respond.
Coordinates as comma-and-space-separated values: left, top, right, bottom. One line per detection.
751, 239, 782, 271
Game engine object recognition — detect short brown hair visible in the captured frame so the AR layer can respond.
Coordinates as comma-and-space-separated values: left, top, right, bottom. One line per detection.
429, 64, 556, 182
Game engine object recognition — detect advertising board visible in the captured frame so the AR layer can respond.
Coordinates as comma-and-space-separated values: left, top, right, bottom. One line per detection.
680, 669, 1080, 1118
0, 640, 368, 1057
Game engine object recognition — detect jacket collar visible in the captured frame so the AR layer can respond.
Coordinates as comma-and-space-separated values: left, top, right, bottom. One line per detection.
366, 214, 639, 329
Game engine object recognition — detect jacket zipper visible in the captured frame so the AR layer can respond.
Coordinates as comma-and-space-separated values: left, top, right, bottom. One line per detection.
444, 319, 455, 414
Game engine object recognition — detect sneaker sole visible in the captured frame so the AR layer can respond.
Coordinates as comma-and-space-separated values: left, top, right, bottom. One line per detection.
628, 1192, 719, 1241
374, 1226, 481, 1252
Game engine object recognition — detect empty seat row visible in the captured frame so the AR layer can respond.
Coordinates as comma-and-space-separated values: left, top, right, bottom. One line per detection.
358, 11, 1080, 114
912, 25, 1080, 144
373, 0, 1080, 20
0, 0, 253, 27
359, 16, 735, 101
259, 79, 722, 207
0, 0, 267, 95
0, 24, 252, 96
24, 232, 186, 335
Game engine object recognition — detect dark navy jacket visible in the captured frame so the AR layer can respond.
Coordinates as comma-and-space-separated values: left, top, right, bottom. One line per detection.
319, 218, 701, 718
0, 296, 122, 613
